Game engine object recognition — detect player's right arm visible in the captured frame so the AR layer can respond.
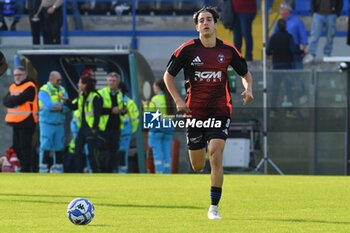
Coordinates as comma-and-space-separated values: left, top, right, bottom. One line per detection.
163, 71, 190, 114
164, 40, 195, 114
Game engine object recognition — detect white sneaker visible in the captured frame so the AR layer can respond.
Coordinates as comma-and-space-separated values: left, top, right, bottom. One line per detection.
50, 164, 63, 173
39, 163, 49, 173
208, 205, 222, 220
303, 54, 315, 64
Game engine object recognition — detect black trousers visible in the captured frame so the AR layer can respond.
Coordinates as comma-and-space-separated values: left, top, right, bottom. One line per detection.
42, 7, 63, 44
12, 126, 35, 172
75, 125, 106, 173
102, 128, 120, 172
29, 15, 42, 45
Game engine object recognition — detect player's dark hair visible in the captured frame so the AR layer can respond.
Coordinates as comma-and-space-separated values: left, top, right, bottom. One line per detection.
155, 79, 175, 115
80, 74, 96, 93
193, 6, 219, 24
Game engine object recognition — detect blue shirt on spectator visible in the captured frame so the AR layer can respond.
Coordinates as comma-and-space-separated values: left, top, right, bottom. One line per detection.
273, 15, 308, 46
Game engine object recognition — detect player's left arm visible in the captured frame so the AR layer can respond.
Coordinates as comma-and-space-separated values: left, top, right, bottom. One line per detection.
229, 46, 254, 105
241, 71, 254, 105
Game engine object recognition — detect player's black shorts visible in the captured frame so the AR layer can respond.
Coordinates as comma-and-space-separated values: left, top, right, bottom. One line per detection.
186, 117, 231, 150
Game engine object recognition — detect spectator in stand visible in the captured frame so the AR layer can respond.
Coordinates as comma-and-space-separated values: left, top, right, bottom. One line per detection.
268, 19, 296, 70
28, 0, 42, 45
0, 0, 21, 31
0, 51, 8, 76
3, 66, 38, 172
231, 0, 257, 61
267, 19, 296, 112
303, 0, 344, 64
41, 0, 63, 44
273, 3, 308, 69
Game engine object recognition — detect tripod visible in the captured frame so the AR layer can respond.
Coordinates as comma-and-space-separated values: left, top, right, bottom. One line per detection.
255, 0, 283, 174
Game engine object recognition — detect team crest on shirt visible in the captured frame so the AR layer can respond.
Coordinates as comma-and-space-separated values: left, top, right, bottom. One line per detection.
217, 54, 225, 63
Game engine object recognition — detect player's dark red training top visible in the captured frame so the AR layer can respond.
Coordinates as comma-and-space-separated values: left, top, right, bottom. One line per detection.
167, 38, 248, 119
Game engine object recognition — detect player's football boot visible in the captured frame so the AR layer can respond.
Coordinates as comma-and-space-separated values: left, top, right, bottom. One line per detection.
208, 205, 222, 220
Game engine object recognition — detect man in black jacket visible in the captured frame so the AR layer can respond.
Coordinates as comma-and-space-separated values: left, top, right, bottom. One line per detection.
267, 19, 296, 111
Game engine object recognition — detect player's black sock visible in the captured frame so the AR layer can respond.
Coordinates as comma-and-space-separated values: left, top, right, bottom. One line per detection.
210, 186, 222, 206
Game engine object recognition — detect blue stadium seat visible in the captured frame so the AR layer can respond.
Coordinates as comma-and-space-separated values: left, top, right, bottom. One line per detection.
137, 0, 157, 14
341, 0, 349, 15
174, 0, 202, 14
202, 0, 220, 7
294, 0, 310, 16
155, 0, 176, 14
294, 0, 348, 16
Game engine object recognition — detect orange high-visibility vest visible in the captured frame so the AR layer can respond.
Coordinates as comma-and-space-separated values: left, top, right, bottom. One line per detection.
5, 81, 38, 123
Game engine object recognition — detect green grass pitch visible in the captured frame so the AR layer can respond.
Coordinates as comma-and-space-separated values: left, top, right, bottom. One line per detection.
1, 174, 350, 233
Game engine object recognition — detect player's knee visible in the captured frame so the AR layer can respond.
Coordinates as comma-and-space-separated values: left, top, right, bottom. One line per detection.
191, 162, 205, 173
209, 150, 222, 167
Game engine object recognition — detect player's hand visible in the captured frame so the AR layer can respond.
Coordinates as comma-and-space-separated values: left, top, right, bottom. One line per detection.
241, 89, 254, 105
176, 99, 191, 114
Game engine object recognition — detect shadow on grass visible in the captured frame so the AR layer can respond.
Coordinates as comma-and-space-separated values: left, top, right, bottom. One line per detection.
229, 217, 350, 225
271, 218, 350, 225
0, 198, 203, 210
78, 224, 115, 228
0, 193, 90, 198
96, 203, 204, 210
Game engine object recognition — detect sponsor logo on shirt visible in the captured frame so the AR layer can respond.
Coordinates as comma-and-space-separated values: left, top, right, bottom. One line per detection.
194, 71, 222, 82
191, 56, 204, 66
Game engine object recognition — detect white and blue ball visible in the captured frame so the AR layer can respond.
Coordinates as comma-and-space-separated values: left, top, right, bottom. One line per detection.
67, 198, 94, 225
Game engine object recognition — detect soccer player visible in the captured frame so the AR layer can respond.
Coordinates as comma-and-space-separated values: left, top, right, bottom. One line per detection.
163, 6, 254, 219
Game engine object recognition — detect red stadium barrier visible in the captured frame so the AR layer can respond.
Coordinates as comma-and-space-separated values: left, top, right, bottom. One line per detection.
146, 148, 155, 174
171, 139, 180, 174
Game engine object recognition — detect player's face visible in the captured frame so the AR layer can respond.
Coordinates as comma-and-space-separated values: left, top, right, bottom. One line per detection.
196, 11, 216, 37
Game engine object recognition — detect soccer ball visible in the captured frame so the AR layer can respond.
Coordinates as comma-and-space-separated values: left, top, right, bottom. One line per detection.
67, 198, 94, 225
